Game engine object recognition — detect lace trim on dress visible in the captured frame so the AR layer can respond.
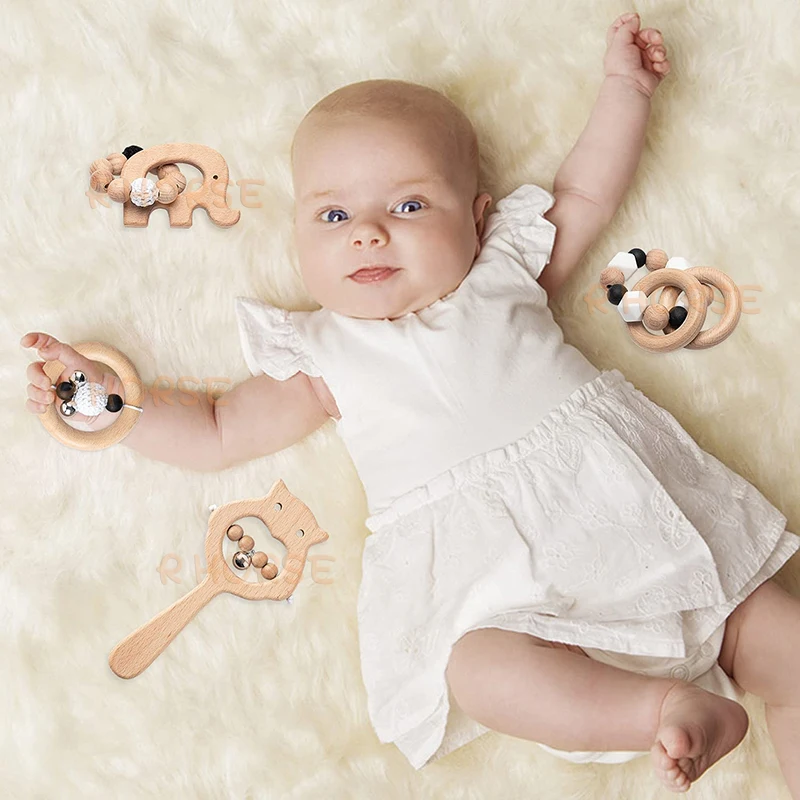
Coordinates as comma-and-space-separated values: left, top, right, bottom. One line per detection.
494, 183, 558, 280
234, 296, 322, 381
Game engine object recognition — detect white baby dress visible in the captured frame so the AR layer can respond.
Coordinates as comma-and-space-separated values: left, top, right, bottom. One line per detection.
234, 184, 800, 771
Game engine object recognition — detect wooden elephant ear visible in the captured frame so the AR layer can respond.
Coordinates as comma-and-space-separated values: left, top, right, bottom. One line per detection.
108, 479, 330, 679
120, 143, 241, 228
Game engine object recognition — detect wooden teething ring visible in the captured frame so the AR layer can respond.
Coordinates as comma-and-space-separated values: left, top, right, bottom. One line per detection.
656, 267, 742, 350
39, 342, 144, 451
108, 479, 330, 679
624, 268, 706, 352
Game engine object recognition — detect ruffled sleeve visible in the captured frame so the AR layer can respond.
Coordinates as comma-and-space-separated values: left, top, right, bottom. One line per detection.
492, 184, 557, 281
234, 296, 322, 381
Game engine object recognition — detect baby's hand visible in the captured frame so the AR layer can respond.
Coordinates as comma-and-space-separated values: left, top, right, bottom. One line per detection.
21, 331, 122, 430
604, 12, 671, 99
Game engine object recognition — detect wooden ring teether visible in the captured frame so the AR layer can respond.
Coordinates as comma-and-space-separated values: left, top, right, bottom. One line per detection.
626, 268, 708, 352
601, 249, 742, 352
39, 341, 144, 451
108, 479, 329, 679
656, 267, 742, 349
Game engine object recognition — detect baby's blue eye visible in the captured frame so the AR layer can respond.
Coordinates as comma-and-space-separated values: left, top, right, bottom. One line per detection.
396, 200, 423, 213
319, 199, 425, 223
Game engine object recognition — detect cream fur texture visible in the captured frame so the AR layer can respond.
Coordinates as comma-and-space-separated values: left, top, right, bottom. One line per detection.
4, 0, 799, 797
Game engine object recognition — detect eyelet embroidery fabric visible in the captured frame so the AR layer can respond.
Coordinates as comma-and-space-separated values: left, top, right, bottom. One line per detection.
492, 183, 557, 280
358, 369, 800, 770
234, 296, 322, 380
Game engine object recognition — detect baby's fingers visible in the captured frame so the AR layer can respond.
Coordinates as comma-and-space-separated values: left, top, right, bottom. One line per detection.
26, 383, 55, 415
636, 28, 663, 48
27, 360, 53, 392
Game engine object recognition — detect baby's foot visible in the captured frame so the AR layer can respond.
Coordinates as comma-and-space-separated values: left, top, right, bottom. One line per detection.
650, 681, 749, 793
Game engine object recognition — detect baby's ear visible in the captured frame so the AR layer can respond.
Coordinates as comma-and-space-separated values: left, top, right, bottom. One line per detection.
473, 192, 493, 238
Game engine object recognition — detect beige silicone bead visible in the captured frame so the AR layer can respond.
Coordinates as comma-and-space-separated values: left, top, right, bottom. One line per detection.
239, 535, 255, 552
90, 168, 114, 193
226, 524, 244, 541
600, 267, 625, 288
643, 303, 669, 331
251, 552, 268, 569
261, 563, 279, 580
106, 153, 127, 175
90, 158, 112, 176
156, 180, 179, 204
646, 249, 668, 271
107, 178, 130, 203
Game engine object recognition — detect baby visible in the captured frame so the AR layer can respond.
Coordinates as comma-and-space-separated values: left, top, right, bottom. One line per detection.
21, 12, 800, 796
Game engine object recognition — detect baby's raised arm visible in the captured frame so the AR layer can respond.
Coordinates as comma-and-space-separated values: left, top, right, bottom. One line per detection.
538, 13, 670, 300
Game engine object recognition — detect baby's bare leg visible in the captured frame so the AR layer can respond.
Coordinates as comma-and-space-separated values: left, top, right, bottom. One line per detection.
446, 627, 748, 791
446, 627, 678, 752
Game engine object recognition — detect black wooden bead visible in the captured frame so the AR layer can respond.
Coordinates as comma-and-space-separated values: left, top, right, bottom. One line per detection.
607, 284, 627, 305
56, 381, 75, 401
106, 394, 124, 413
669, 306, 688, 328
122, 145, 143, 159
629, 248, 647, 268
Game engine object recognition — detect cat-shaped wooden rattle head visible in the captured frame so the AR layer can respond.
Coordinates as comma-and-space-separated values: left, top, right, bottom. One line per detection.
109, 479, 329, 679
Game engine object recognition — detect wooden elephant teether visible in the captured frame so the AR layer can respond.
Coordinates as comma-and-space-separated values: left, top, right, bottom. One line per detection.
599, 248, 743, 352
89, 142, 241, 228
109, 479, 330, 679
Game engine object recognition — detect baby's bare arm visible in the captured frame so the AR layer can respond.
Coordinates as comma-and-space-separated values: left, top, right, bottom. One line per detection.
553, 75, 653, 221
107, 370, 332, 471
540, 77, 652, 300
539, 15, 670, 299
213, 372, 333, 470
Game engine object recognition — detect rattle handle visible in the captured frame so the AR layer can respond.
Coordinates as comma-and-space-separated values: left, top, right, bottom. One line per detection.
109, 577, 223, 679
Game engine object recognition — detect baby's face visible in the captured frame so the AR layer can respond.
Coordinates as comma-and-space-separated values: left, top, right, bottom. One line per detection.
292, 115, 492, 320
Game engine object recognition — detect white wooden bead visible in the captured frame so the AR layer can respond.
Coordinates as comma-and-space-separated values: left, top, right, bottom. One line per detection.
617, 289, 649, 322
606, 251, 639, 282
666, 256, 693, 271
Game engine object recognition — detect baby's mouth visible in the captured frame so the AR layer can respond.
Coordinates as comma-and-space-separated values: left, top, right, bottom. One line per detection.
348, 266, 400, 283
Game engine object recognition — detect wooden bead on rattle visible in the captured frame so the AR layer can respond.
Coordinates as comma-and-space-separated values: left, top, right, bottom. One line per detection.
155, 180, 179, 204
642, 303, 669, 331
90, 168, 114, 193
90, 158, 113, 176
107, 178, 131, 203
646, 249, 668, 270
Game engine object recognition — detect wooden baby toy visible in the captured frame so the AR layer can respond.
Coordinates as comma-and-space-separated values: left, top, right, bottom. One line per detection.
89, 143, 241, 228
600, 248, 743, 352
38, 341, 145, 451
109, 479, 330, 679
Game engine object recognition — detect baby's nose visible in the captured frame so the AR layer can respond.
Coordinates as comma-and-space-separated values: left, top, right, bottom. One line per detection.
351, 219, 388, 247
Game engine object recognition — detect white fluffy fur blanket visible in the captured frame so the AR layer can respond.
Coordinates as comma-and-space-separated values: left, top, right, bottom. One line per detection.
4, 0, 798, 797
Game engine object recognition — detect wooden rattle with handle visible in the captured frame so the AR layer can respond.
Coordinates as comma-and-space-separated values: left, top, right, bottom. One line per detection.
108, 479, 329, 679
